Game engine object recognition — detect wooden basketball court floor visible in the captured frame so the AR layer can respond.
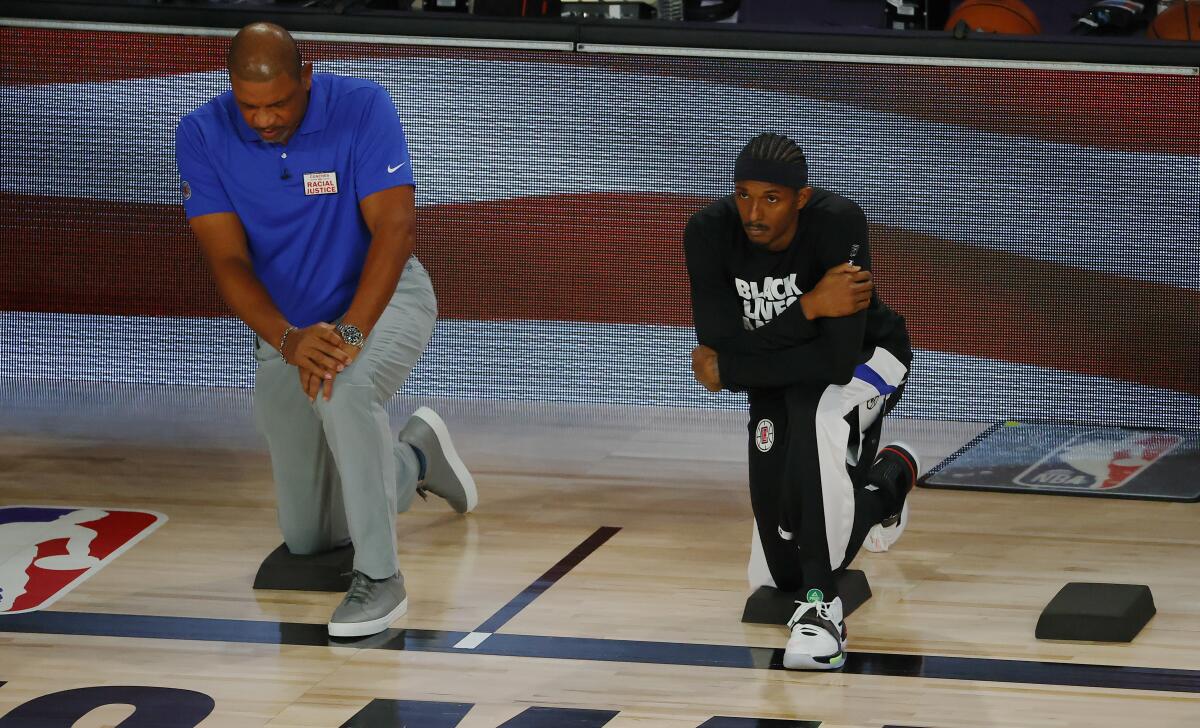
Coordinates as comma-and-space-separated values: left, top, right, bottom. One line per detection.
1, 381, 1198, 727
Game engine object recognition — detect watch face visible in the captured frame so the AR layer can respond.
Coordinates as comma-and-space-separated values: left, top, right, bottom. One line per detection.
337, 324, 364, 346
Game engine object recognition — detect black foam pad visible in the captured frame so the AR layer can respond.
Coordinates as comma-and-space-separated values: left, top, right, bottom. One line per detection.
741, 569, 872, 625
1036, 582, 1155, 642
253, 543, 354, 592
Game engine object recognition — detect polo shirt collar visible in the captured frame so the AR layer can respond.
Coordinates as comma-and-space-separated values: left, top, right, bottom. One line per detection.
295, 73, 327, 137
231, 73, 328, 143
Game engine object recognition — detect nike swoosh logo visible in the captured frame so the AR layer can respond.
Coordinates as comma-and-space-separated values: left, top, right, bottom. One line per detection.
387, 162, 407, 173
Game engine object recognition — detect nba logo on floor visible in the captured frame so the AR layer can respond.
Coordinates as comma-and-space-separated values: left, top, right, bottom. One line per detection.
0, 506, 165, 614
1014, 430, 1181, 491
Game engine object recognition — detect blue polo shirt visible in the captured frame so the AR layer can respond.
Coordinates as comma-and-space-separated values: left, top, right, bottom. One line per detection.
175, 73, 415, 327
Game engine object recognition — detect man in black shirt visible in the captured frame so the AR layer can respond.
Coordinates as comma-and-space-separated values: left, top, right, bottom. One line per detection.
684, 133, 919, 671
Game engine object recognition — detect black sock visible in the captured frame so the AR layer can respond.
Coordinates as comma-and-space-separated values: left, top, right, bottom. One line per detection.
867, 450, 910, 515
411, 444, 428, 481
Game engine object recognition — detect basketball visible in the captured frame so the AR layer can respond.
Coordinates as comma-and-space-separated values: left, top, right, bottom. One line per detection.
945, 0, 1042, 35
1148, 1, 1200, 40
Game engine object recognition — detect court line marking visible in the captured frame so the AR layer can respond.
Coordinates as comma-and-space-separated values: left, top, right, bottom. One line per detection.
454, 631, 492, 650
2, 611, 1199, 695
473, 526, 621, 635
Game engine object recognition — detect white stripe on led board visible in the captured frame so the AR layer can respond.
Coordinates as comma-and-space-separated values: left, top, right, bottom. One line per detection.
576, 42, 1199, 76
0, 18, 574, 52
4, 18, 1189, 75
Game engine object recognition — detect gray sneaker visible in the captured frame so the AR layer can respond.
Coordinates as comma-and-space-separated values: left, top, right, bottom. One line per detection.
399, 407, 478, 514
327, 571, 408, 638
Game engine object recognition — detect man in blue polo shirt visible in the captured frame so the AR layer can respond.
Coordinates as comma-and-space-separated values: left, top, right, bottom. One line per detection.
175, 22, 478, 638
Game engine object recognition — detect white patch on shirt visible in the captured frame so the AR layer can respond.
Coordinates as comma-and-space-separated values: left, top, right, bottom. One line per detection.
303, 172, 338, 196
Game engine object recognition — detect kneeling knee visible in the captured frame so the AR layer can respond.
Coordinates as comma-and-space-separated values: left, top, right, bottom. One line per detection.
283, 532, 336, 556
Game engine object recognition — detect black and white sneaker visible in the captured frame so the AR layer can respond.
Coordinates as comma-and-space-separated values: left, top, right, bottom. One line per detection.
783, 596, 847, 671
864, 442, 920, 553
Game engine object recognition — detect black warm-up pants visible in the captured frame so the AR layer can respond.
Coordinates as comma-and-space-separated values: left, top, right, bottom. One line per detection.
745, 347, 909, 602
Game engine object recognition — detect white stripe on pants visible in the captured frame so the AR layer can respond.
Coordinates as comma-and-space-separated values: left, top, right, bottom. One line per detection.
747, 346, 908, 589
815, 347, 908, 570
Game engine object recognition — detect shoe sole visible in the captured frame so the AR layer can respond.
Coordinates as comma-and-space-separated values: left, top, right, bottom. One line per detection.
783, 647, 847, 671
410, 406, 478, 514
784, 607, 847, 671
328, 596, 409, 638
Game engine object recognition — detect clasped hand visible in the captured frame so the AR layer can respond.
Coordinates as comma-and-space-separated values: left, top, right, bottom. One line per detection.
806, 262, 873, 318
281, 323, 360, 401
691, 345, 722, 392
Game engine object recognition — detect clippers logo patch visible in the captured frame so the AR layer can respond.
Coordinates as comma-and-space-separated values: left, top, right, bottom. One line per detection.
180, 180, 191, 201
754, 418, 775, 452
0, 506, 165, 614
1014, 430, 1181, 490
303, 171, 338, 196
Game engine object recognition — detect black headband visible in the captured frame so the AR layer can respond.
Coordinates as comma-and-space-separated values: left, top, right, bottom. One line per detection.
733, 155, 808, 190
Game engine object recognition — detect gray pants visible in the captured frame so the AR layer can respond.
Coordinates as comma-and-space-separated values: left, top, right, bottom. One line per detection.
252, 257, 438, 579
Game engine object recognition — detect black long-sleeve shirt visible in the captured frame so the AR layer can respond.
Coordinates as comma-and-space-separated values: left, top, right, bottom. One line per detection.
684, 189, 911, 391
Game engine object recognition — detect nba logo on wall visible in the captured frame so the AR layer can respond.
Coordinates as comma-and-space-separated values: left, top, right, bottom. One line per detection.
0, 506, 165, 614
1014, 430, 1181, 491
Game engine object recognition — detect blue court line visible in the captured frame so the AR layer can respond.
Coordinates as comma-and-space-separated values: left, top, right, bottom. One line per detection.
341, 698, 474, 728
341, 700, 820, 727
474, 526, 621, 634
496, 705, 619, 727
342, 702, 641, 728
2, 611, 1199, 695
700, 719, 820, 728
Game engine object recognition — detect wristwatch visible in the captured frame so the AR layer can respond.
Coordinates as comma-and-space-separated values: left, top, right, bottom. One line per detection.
335, 323, 366, 348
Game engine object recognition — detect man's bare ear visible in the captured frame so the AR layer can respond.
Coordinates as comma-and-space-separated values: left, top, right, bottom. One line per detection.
796, 186, 814, 210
